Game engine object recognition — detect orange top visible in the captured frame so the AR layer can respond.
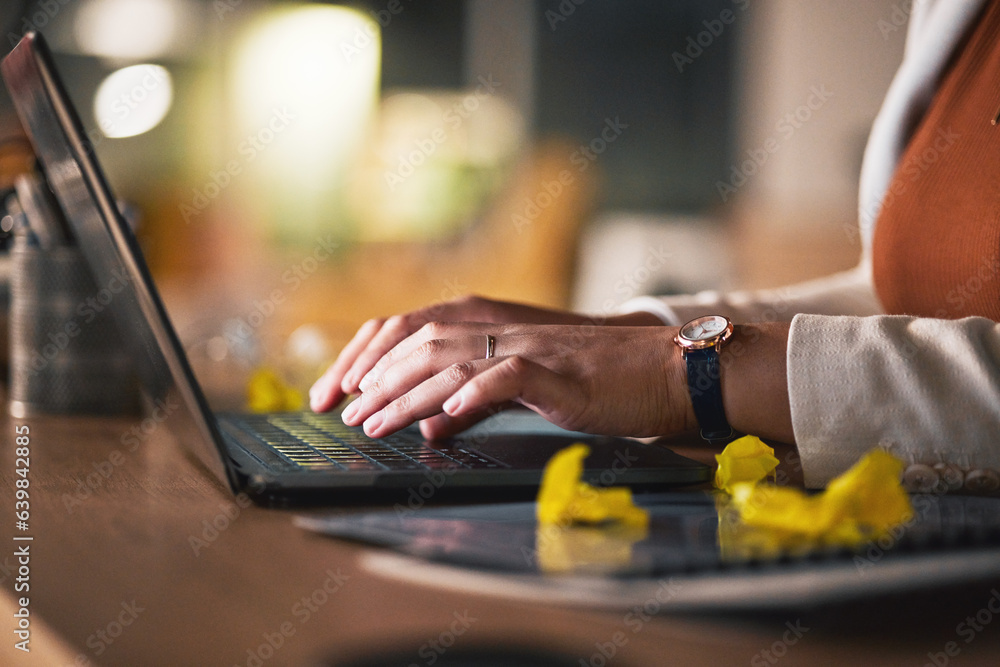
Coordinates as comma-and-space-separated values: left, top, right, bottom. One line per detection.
873, 0, 1000, 320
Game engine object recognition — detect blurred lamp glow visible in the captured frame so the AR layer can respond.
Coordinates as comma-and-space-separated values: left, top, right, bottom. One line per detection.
75, 0, 177, 60
94, 65, 173, 138
230, 5, 380, 238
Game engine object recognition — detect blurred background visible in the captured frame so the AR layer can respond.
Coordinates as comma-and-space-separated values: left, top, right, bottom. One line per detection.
0, 0, 907, 406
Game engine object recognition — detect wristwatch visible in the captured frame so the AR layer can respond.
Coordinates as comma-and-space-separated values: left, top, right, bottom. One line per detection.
674, 315, 735, 443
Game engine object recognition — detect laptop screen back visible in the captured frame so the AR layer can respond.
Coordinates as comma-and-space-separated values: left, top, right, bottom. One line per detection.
1, 32, 238, 492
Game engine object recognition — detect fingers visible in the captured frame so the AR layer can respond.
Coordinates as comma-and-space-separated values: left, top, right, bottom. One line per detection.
358, 322, 492, 392
310, 314, 494, 414
309, 295, 571, 414
309, 318, 385, 412
443, 356, 583, 430
342, 336, 482, 426
346, 334, 493, 426
358, 359, 492, 438
339, 315, 416, 395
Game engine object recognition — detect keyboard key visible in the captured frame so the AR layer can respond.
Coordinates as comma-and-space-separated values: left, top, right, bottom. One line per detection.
229, 413, 490, 473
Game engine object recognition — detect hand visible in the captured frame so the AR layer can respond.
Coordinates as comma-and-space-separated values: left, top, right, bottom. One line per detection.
309, 295, 663, 412
334, 322, 697, 440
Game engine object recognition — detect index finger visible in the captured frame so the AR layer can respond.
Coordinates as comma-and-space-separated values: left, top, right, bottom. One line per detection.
309, 317, 385, 411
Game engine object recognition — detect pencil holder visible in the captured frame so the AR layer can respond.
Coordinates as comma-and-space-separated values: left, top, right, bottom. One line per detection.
8, 233, 140, 417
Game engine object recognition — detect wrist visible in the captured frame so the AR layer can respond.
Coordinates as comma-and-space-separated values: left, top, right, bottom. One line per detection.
668, 319, 794, 444
718, 322, 794, 443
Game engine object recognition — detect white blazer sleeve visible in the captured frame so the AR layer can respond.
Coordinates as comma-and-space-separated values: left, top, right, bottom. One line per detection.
789, 314, 1000, 489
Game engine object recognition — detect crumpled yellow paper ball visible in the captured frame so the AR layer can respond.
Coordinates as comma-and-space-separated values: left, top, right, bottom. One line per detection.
717, 441, 913, 556
714, 435, 780, 494
820, 448, 913, 539
535, 444, 649, 573
246, 367, 304, 413
536, 443, 648, 528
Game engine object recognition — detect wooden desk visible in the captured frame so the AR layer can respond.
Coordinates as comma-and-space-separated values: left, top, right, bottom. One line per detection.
3, 412, 1000, 667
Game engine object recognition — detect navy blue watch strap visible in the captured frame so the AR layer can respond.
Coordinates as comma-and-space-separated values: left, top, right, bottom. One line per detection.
685, 348, 733, 443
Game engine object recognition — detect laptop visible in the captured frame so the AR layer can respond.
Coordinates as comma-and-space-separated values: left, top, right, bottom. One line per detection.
1, 32, 711, 505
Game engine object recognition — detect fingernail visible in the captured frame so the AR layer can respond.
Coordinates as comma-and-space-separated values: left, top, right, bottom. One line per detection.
341, 398, 361, 424
364, 410, 384, 436
443, 393, 463, 415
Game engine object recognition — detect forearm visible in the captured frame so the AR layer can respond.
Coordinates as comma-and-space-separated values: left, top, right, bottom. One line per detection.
539, 310, 664, 326
454, 297, 663, 326
605, 310, 666, 326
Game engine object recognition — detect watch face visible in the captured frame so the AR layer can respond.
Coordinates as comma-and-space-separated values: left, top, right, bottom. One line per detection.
679, 315, 732, 346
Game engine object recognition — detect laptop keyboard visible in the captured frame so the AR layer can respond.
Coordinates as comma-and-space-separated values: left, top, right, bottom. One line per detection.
229, 412, 504, 473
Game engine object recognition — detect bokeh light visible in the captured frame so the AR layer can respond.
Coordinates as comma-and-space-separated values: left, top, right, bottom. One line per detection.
93, 64, 173, 138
